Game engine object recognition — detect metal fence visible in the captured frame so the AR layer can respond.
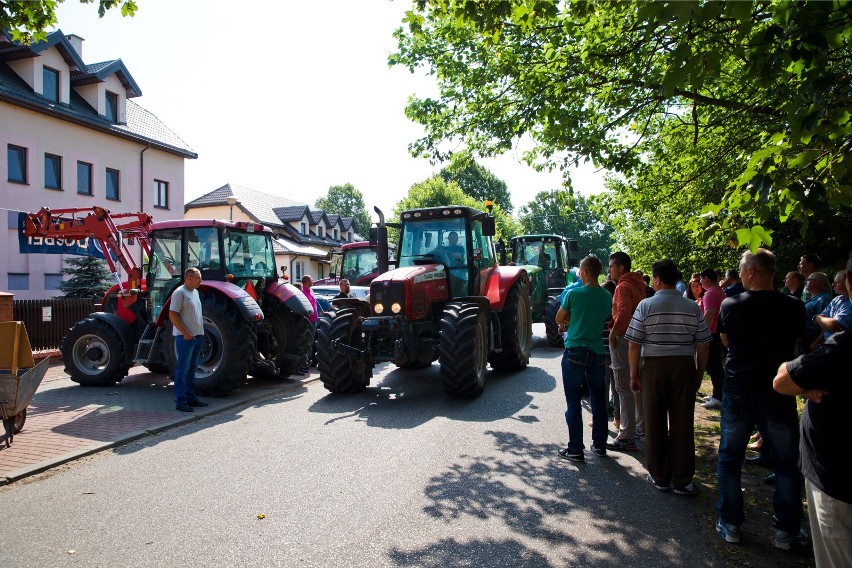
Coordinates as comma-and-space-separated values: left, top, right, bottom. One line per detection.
12, 298, 98, 351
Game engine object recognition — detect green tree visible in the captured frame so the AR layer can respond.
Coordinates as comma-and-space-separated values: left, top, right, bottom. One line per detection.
439, 157, 513, 213
1, 0, 137, 43
315, 183, 372, 238
394, 175, 521, 242
57, 255, 112, 299
391, 1, 852, 246
519, 190, 614, 261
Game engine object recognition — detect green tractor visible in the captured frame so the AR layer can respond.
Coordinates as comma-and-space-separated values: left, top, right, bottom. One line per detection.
502, 235, 578, 347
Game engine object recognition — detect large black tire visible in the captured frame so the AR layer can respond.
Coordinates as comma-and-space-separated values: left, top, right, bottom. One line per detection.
164, 293, 251, 396
61, 317, 130, 386
253, 306, 312, 379
316, 308, 371, 393
439, 302, 489, 397
143, 362, 169, 374
544, 295, 563, 347
489, 280, 533, 371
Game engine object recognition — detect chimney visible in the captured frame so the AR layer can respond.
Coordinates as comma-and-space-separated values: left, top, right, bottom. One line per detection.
65, 34, 84, 59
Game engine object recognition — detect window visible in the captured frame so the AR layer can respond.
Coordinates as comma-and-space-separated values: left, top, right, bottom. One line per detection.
45, 273, 63, 290
7, 145, 27, 183
77, 161, 92, 195
106, 168, 120, 200
348, 231, 353, 241
318, 227, 323, 238
105, 91, 118, 122
8, 273, 29, 290
45, 154, 62, 190
43, 67, 59, 103
293, 261, 304, 281
333, 229, 338, 240
301, 223, 306, 235
154, 180, 169, 208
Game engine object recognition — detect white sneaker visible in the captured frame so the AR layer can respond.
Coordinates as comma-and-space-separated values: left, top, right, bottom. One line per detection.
703, 396, 721, 409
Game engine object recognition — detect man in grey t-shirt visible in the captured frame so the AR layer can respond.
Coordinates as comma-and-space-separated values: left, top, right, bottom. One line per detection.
169, 268, 208, 412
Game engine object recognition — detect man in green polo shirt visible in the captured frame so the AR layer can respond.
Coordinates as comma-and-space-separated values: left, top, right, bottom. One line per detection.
554, 255, 613, 462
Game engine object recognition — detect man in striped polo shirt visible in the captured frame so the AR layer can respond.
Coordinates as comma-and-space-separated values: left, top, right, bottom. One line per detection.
626, 259, 711, 495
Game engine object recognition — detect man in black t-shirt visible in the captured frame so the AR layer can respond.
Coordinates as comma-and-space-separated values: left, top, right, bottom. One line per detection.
774, 256, 852, 568
714, 249, 808, 550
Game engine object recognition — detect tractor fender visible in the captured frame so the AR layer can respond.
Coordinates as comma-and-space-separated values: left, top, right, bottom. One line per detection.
88, 312, 136, 365
484, 267, 529, 311
264, 281, 313, 319
155, 281, 264, 326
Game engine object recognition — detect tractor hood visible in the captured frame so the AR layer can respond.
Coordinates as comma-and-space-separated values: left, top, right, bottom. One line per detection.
371, 263, 446, 285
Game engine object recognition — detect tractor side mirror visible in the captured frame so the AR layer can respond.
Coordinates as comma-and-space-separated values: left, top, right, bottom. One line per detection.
496, 239, 507, 265
482, 216, 496, 236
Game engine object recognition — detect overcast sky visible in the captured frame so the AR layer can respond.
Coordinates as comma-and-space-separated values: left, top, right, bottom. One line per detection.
52, 0, 606, 221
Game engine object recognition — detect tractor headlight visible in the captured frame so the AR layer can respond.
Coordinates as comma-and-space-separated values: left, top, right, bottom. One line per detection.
374, 303, 384, 314
391, 302, 402, 314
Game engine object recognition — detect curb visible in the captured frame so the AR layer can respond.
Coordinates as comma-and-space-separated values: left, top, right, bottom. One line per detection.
0, 375, 320, 486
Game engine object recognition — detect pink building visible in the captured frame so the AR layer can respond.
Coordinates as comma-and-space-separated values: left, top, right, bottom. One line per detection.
1, 30, 196, 299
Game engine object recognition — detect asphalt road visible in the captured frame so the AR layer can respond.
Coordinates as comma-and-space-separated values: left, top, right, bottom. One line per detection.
0, 327, 722, 567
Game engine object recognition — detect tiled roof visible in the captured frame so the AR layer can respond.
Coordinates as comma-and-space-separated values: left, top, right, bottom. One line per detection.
340, 217, 355, 231
85, 60, 114, 74
273, 205, 310, 222
326, 214, 340, 226
308, 209, 326, 225
0, 53, 194, 158
273, 237, 327, 258
186, 183, 304, 228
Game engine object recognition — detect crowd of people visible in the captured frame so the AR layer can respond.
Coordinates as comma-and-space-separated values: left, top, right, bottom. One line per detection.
556, 249, 851, 567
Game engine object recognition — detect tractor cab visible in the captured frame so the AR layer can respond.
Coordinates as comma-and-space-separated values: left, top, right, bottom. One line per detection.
510, 235, 576, 290
397, 206, 496, 299
147, 220, 277, 321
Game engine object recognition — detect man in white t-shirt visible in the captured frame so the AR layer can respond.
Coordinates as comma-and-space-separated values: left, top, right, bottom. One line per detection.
169, 268, 208, 412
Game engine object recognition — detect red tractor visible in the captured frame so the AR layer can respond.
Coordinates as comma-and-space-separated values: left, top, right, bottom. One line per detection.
314, 241, 394, 287
315, 204, 533, 397
22, 207, 313, 395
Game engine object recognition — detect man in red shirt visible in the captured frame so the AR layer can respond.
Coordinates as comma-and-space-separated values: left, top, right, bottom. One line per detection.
699, 268, 726, 409
605, 251, 647, 451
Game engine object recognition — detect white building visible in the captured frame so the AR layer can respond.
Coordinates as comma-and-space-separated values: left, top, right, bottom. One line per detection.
1, 30, 196, 299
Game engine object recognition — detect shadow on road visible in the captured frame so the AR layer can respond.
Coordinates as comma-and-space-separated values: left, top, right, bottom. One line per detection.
308, 359, 558, 430
393, 430, 720, 567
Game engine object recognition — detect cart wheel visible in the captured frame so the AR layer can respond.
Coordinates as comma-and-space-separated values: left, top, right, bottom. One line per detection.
14, 408, 26, 434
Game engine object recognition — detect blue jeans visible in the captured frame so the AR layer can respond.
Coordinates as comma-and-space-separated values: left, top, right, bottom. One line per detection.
562, 347, 607, 451
716, 390, 803, 532
174, 335, 204, 405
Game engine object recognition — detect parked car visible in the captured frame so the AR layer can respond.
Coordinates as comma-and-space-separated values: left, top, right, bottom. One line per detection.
311, 285, 370, 304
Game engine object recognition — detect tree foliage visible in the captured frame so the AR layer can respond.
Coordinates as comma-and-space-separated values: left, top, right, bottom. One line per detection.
519, 190, 614, 262
392, 1, 852, 247
1, 0, 137, 43
315, 183, 372, 238
57, 255, 112, 299
439, 157, 513, 213
393, 175, 521, 242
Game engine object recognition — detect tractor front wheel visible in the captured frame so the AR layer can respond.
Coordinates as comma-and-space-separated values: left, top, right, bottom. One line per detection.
316, 308, 371, 393
439, 302, 488, 397
61, 317, 130, 386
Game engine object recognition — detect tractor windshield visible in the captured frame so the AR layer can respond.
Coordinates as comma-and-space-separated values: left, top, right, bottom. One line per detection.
515, 239, 560, 269
338, 247, 379, 284
399, 217, 468, 297
224, 230, 276, 279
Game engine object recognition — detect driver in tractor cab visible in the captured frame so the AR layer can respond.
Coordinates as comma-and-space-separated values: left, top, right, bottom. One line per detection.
539, 252, 552, 269
445, 231, 465, 266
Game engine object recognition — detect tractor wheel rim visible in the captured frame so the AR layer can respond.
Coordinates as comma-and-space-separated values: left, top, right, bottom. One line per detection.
72, 334, 111, 376
195, 316, 224, 379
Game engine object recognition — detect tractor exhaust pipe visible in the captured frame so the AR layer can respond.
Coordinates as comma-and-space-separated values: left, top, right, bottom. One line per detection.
373, 206, 389, 275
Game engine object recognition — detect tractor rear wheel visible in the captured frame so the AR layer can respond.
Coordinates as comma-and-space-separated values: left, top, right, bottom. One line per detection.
439, 302, 488, 397
544, 295, 563, 347
316, 308, 371, 393
253, 305, 312, 379
489, 280, 533, 371
61, 317, 130, 386
164, 293, 251, 396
